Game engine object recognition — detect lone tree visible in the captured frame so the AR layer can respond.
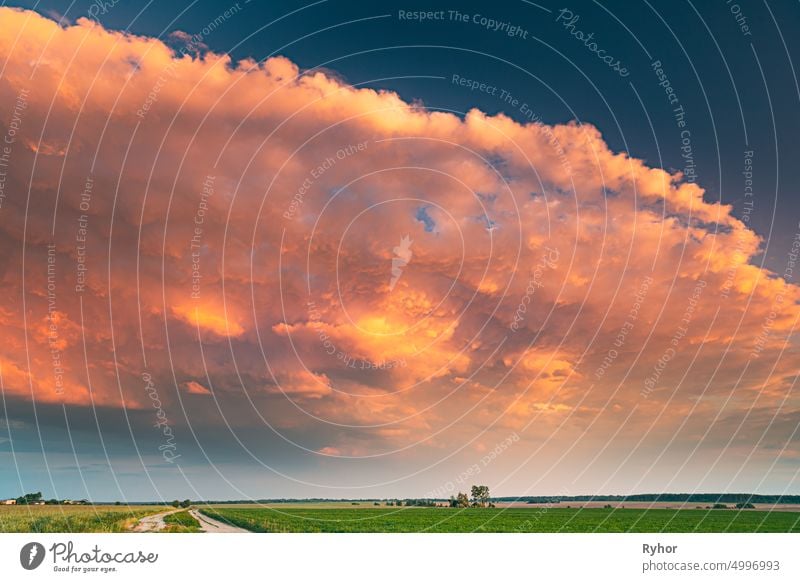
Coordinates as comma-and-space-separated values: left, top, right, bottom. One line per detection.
470, 485, 490, 508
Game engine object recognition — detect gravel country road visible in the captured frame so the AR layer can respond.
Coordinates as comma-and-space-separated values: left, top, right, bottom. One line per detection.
189, 509, 249, 533
132, 508, 181, 532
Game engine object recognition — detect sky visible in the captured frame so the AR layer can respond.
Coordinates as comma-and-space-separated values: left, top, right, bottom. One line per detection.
0, 0, 799, 502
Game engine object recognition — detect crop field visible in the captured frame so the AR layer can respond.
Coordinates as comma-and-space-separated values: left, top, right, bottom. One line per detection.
200, 506, 800, 533
0, 505, 165, 533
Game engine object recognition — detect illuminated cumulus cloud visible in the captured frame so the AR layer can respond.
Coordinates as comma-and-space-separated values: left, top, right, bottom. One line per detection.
0, 7, 798, 462
182, 380, 211, 395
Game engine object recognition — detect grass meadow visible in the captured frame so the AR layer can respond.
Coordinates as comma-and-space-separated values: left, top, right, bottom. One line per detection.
0, 505, 165, 533
163, 510, 203, 533
200, 506, 800, 533
2, 503, 799, 533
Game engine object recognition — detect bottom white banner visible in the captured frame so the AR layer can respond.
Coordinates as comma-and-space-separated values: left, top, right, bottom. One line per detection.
1, 533, 797, 581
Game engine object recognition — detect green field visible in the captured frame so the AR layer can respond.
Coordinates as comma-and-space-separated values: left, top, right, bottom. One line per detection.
200, 507, 800, 533
0, 505, 165, 533
163, 510, 202, 533
2, 504, 799, 533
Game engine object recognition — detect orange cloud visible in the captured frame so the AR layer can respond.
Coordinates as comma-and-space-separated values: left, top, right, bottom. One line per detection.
183, 380, 211, 395
172, 303, 245, 338
0, 7, 797, 462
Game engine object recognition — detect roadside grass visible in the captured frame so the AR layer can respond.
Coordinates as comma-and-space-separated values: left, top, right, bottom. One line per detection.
0, 505, 166, 533
163, 510, 203, 533
200, 507, 800, 533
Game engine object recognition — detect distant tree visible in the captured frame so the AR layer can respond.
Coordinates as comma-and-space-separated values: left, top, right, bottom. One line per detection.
470, 485, 490, 508
711, 503, 728, 509
15, 492, 43, 505
180, 499, 191, 508
735, 502, 755, 509
403, 499, 436, 507
115, 501, 122, 506
171, 500, 180, 508
455, 492, 470, 508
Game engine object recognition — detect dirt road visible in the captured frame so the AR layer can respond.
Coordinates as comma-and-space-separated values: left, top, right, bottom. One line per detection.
132, 508, 181, 532
189, 508, 249, 533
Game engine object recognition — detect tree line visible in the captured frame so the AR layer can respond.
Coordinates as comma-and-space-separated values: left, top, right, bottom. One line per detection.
514, 494, 800, 504
8, 492, 89, 505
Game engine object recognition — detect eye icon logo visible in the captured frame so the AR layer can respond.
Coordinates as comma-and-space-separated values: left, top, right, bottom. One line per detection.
20, 542, 45, 570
